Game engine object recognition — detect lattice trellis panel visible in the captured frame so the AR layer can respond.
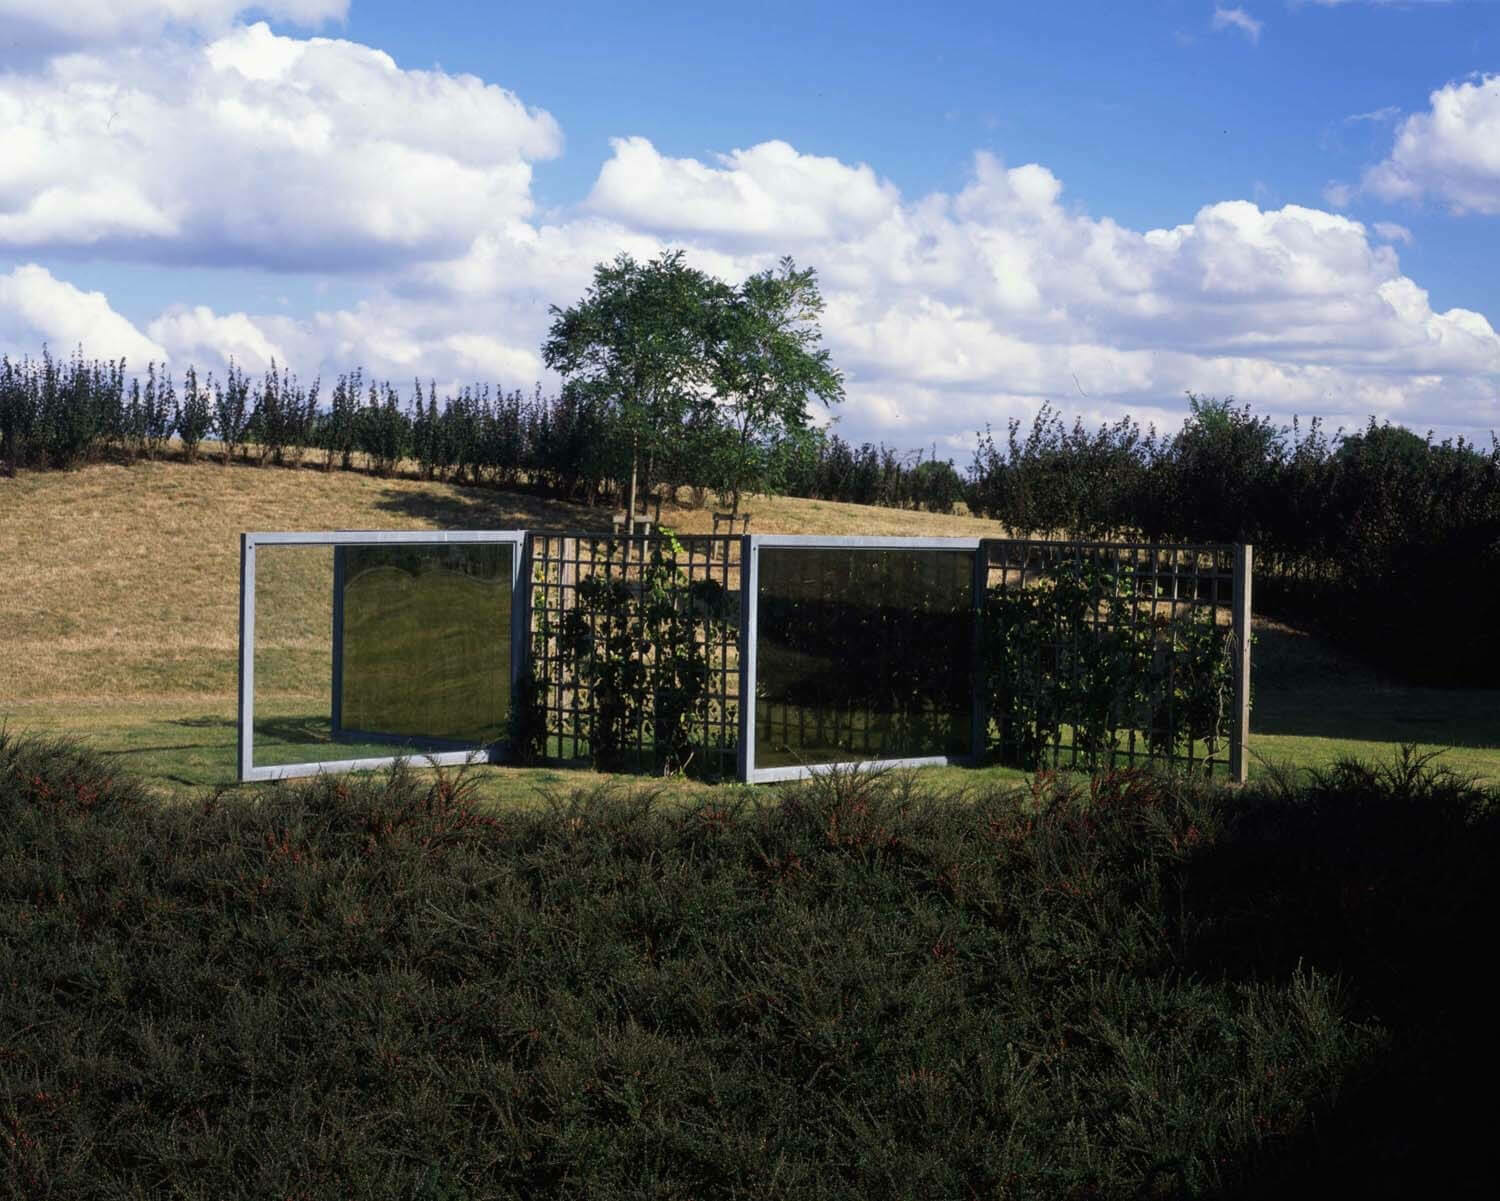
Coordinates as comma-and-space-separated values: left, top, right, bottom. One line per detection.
526, 533, 742, 775
981, 540, 1239, 776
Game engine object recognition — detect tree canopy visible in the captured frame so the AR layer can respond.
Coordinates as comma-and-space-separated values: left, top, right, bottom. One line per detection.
705, 256, 844, 513
541, 249, 843, 517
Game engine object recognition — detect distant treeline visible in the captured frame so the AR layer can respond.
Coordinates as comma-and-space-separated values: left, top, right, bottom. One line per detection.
5, 347, 1498, 684
0, 346, 967, 511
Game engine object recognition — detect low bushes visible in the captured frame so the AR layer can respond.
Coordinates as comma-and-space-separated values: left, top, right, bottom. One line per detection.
5, 732, 1496, 1197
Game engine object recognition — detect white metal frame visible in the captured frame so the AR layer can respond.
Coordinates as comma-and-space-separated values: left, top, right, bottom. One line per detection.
236, 530, 1250, 787
738, 534, 984, 784
237, 530, 526, 782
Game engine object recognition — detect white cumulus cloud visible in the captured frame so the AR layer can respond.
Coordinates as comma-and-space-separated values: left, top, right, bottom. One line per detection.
1363, 74, 1500, 215
146, 305, 289, 375
0, 264, 167, 364
587, 137, 902, 243
0, 21, 562, 269
567, 137, 1500, 438
0, 1, 347, 51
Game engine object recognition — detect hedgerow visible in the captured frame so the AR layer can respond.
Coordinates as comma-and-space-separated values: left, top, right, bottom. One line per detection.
5, 346, 1497, 681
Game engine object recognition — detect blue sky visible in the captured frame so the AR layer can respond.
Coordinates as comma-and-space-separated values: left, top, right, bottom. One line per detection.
1, 0, 1497, 451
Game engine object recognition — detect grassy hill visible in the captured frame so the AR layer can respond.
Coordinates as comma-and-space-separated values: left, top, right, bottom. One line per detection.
2, 456, 1497, 796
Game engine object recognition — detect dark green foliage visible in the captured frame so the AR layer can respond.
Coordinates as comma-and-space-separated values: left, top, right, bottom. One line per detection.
543, 249, 722, 519
320, 369, 363, 472
247, 361, 318, 467
0, 346, 128, 470
907, 456, 965, 514
175, 365, 213, 463
0, 354, 34, 475
10, 732, 1500, 1197
968, 406, 1160, 538
358, 379, 411, 476
504, 667, 548, 766
983, 560, 1234, 772
965, 396, 1500, 686
703, 256, 845, 514
212, 359, 252, 464
552, 533, 731, 774
121, 363, 176, 461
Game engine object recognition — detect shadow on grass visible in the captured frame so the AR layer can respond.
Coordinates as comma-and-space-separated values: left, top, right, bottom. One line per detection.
370, 483, 611, 532
1175, 751, 1500, 1197
97, 742, 223, 758
1250, 620, 1500, 751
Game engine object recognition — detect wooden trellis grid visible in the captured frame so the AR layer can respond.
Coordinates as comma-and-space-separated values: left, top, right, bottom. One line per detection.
981, 540, 1247, 778
525, 532, 743, 771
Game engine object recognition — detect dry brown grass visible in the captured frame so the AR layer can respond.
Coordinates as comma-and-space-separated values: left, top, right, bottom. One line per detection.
0, 458, 1001, 707
10, 457, 1492, 796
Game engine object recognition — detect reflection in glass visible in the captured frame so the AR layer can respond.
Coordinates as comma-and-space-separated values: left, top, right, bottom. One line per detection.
754, 548, 975, 769
251, 542, 511, 769
335, 543, 513, 746
252, 544, 338, 768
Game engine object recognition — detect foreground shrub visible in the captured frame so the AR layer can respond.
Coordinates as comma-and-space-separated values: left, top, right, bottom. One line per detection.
2, 737, 1495, 1198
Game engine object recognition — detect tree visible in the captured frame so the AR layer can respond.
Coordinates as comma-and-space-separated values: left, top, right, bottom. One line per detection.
542, 250, 718, 523
175, 365, 213, 463
706, 257, 844, 514
213, 360, 251, 465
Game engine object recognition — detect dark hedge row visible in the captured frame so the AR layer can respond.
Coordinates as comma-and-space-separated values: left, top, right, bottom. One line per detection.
6, 347, 1497, 682
0, 346, 966, 513
4, 732, 1498, 1198
0, 348, 628, 502
964, 398, 1500, 685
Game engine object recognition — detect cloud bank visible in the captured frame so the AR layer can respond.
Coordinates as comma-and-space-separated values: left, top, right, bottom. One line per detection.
0, 1, 347, 50
0, 22, 561, 270
1, 14, 1495, 451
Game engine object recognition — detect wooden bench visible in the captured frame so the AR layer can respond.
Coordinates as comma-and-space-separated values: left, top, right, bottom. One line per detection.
710, 512, 751, 555
611, 493, 663, 535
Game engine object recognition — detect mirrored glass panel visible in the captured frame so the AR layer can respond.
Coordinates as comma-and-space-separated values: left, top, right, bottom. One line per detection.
754, 548, 975, 769
335, 543, 513, 746
251, 543, 341, 769
251, 541, 512, 770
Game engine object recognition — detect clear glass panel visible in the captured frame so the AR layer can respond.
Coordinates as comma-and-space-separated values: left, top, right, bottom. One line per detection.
336, 543, 512, 746
252, 544, 340, 768
754, 548, 975, 770
251, 542, 512, 769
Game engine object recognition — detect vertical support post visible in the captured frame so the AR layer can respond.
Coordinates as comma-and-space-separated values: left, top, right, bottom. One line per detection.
970, 542, 989, 764
1230, 543, 1253, 784
736, 534, 758, 782
505, 535, 531, 765
237, 533, 256, 782
330, 545, 345, 739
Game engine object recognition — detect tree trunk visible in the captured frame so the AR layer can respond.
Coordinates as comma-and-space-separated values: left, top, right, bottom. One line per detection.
732, 419, 752, 516
627, 439, 639, 533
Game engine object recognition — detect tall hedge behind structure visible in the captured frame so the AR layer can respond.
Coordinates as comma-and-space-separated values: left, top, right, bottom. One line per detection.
4, 344, 1497, 683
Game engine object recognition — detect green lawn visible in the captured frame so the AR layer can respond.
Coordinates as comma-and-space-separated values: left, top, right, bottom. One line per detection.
1245, 619, 1500, 783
